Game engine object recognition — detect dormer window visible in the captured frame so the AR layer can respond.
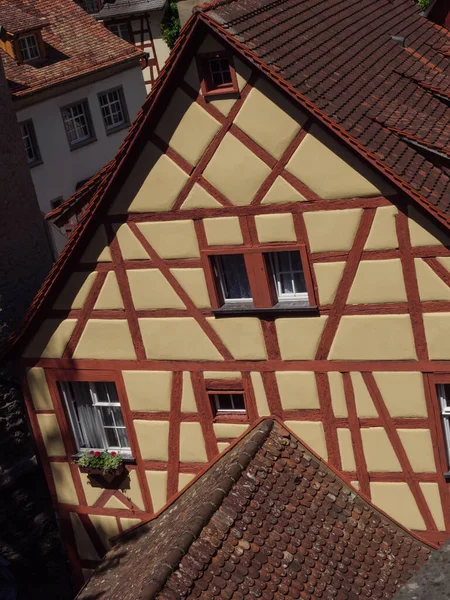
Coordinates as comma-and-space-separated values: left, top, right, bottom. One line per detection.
18, 34, 40, 62
198, 51, 239, 97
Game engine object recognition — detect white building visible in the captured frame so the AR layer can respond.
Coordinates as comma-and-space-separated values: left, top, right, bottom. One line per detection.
0, 0, 147, 255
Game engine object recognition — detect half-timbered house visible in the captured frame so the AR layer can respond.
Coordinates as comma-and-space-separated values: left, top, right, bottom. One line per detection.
9, 0, 450, 587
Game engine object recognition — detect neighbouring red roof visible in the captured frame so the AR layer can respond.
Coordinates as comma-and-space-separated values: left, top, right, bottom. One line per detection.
0, 0, 143, 98
0, 1, 49, 34
76, 419, 433, 600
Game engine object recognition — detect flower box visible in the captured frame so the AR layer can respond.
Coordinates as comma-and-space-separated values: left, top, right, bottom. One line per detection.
79, 464, 125, 483
74, 450, 125, 484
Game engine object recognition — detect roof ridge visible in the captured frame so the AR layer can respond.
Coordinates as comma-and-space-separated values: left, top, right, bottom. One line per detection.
137, 419, 274, 600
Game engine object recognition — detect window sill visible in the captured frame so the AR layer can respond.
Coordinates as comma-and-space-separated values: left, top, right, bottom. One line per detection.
29, 159, 43, 169
204, 87, 239, 99
70, 453, 136, 465
68, 137, 97, 152
105, 121, 130, 136
212, 301, 319, 318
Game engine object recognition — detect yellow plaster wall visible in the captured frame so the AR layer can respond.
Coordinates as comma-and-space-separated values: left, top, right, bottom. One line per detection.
329, 315, 417, 360
155, 88, 221, 166
80, 227, 111, 263
123, 371, 172, 412
347, 259, 407, 304
114, 223, 148, 260
213, 423, 249, 439
109, 142, 189, 214
373, 372, 427, 418
137, 220, 200, 259
261, 177, 306, 204
178, 472, 195, 490
105, 496, 128, 510
364, 206, 399, 250
70, 513, 100, 561
350, 372, 378, 418
26, 367, 53, 410
73, 320, 136, 360
276, 316, 328, 360
415, 259, 450, 301
79, 472, 103, 506
208, 317, 267, 360
180, 422, 208, 462
181, 372, 197, 413
284, 421, 328, 461
397, 429, 436, 472
125, 469, 145, 511
120, 518, 142, 531
145, 471, 168, 512
408, 214, 447, 248
424, 313, 450, 359
370, 482, 426, 530
128, 269, 185, 310
134, 420, 169, 461
204, 371, 241, 379
53, 272, 97, 310
203, 217, 243, 246
94, 272, 124, 310
218, 442, 230, 453
419, 483, 445, 530
23, 319, 77, 359
203, 133, 271, 206
328, 372, 347, 418
50, 463, 78, 505
337, 428, 356, 471
286, 124, 393, 199
88, 515, 119, 550
313, 262, 346, 305
180, 184, 222, 210
361, 428, 401, 472
304, 209, 362, 253
275, 371, 320, 410
250, 372, 270, 416
139, 317, 223, 361
255, 213, 296, 243
170, 268, 211, 308
37, 414, 65, 457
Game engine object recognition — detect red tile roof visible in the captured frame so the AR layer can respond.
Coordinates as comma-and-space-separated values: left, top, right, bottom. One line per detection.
0, 1, 49, 34
76, 419, 434, 600
0, 0, 143, 98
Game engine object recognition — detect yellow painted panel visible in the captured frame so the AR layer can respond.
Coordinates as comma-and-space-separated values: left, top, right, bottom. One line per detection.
373, 372, 427, 418
234, 77, 305, 159
329, 315, 417, 360
120, 518, 142, 532
419, 483, 445, 530
424, 313, 450, 359
255, 213, 296, 243
139, 317, 223, 361
37, 414, 65, 457
23, 319, 77, 359
218, 442, 230, 453
213, 423, 249, 438
204, 371, 241, 379
137, 220, 200, 259
408, 217, 444, 247
208, 317, 267, 360
94, 272, 124, 310
51, 463, 78, 505
73, 320, 136, 360
79, 472, 104, 506
284, 421, 328, 461
180, 422, 208, 462
155, 88, 221, 166
203, 216, 243, 246
370, 482, 426, 530
70, 513, 100, 561
110, 142, 189, 214
286, 124, 392, 199
181, 372, 197, 413
203, 133, 271, 206
364, 206, 398, 250
113, 223, 148, 260
178, 472, 195, 491
276, 316, 328, 360
361, 428, 401, 472
80, 227, 111, 262
145, 471, 168, 512
415, 259, 450, 301
89, 515, 119, 550
398, 429, 436, 472
304, 209, 362, 253
170, 269, 211, 308
337, 428, 356, 471
351, 481, 360, 491
261, 176, 306, 204
134, 420, 169, 461
328, 372, 347, 418
104, 495, 128, 510
128, 269, 185, 310
275, 371, 320, 410
53, 272, 97, 310
123, 371, 172, 412
350, 372, 378, 418
347, 259, 407, 304
27, 367, 53, 410
250, 372, 270, 416
313, 262, 346, 305
181, 184, 222, 210
437, 256, 450, 273
125, 469, 145, 511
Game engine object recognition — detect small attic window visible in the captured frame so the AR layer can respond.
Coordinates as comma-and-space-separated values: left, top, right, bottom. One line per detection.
198, 52, 238, 97
18, 33, 40, 62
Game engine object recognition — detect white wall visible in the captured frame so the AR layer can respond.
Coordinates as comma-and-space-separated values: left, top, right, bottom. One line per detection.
16, 64, 146, 254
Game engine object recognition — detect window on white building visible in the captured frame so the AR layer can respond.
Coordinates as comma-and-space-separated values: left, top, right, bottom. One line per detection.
212, 255, 252, 303
267, 251, 308, 302
98, 87, 129, 132
59, 381, 130, 452
61, 100, 95, 147
108, 22, 132, 43
20, 120, 41, 165
18, 34, 40, 62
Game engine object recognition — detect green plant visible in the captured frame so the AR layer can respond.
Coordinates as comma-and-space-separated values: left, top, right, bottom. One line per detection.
75, 450, 123, 474
416, 0, 430, 8
160, 1, 181, 50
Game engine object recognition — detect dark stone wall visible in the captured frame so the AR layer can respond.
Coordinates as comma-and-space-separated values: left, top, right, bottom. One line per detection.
0, 58, 73, 599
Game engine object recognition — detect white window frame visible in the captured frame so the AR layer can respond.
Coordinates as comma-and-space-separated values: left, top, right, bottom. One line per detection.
267, 251, 308, 302
61, 100, 94, 147
210, 393, 246, 414
109, 22, 131, 41
18, 34, 40, 62
98, 87, 128, 132
20, 120, 40, 165
214, 255, 252, 304
59, 381, 130, 453
437, 384, 450, 464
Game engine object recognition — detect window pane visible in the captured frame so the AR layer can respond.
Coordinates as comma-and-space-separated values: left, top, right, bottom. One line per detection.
212, 393, 245, 412
230, 394, 245, 410
208, 57, 231, 88
280, 273, 294, 295
268, 251, 308, 300
105, 428, 120, 448
217, 394, 232, 410
216, 255, 251, 301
